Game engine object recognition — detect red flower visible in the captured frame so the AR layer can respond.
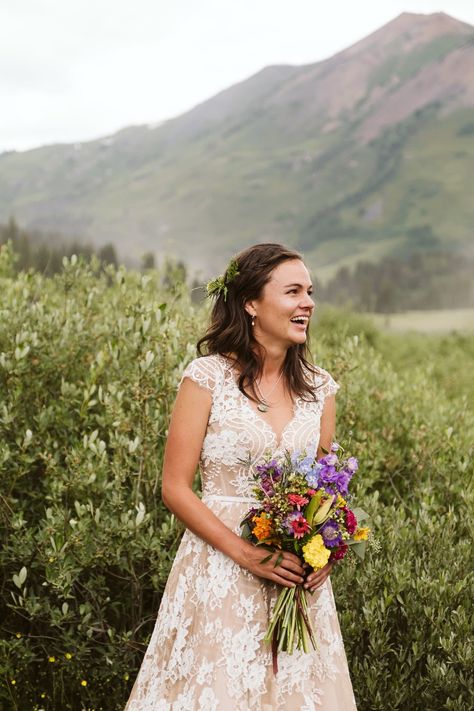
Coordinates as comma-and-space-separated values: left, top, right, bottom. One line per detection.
331, 544, 348, 561
344, 508, 357, 535
288, 493, 309, 510
290, 516, 311, 539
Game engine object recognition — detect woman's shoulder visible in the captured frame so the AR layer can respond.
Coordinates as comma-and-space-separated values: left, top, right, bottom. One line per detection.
178, 353, 227, 393
309, 364, 340, 399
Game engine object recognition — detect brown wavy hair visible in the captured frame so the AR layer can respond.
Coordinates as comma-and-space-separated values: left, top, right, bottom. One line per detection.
197, 243, 321, 403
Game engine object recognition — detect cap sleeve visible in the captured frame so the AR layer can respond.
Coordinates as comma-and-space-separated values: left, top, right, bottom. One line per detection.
314, 367, 339, 400
177, 355, 224, 395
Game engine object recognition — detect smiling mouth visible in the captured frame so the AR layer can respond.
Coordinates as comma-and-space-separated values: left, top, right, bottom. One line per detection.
290, 316, 309, 326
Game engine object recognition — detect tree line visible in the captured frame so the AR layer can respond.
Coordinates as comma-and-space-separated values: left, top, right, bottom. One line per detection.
318, 250, 474, 313
0, 218, 122, 275
2, 218, 472, 312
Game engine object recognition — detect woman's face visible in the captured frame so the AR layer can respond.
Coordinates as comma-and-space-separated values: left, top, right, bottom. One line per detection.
247, 259, 315, 348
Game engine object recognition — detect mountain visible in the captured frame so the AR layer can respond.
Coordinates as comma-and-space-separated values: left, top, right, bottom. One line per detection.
1, 11, 473, 278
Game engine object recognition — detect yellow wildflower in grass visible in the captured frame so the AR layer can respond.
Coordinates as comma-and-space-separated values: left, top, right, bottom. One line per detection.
48, 656, 56, 663
41, 693, 46, 698
354, 526, 370, 541
123, 673, 130, 681
81, 680, 87, 687
65, 652, 73, 660
252, 514, 273, 542
15, 632, 21, 638
302, 534, 330, 570
11, 680, 16, 686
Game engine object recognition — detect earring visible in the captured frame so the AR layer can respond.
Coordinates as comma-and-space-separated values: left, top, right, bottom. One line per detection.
251, 314, 255, 327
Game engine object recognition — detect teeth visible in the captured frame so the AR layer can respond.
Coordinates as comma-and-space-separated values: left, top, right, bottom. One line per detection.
291, 316, 308, 324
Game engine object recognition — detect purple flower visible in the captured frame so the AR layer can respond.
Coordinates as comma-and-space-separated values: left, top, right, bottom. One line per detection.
331, 442, 341, 452
334, 471, 351, 495
319, 453, 339, 466
320, 520, 343, 548
346, 457, 359, 473
256, 459, 282, 478
319, 465, 338, 484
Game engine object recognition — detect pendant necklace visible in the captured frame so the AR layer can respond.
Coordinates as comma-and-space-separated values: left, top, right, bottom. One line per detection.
255, 370, 284, 412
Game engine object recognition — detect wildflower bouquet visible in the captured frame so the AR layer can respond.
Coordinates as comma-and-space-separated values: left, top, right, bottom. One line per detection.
240, 444, 371, 666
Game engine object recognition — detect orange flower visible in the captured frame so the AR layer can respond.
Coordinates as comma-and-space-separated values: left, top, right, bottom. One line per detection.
252, 514, 273, 542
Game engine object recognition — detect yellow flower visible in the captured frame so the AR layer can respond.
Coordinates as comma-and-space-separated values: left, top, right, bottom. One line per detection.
252, 514, 273, 542
354, 526, 370, 541
302, 534, 330, 570
48, 656, 56, 663
15, 632, 22, 638
11, 680, 16, 686
41, 693, 46, 698
81, 680, 87, 687
65, 652, 73, 660
336, 495, 347, 508
123, 673, 130, 681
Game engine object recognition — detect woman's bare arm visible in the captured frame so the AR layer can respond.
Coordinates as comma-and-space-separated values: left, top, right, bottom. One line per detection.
161, 377, 305, 587
317, 394, 336, 459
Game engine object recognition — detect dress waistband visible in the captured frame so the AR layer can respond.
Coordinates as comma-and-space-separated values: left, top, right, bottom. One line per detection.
203, 494, 258, 504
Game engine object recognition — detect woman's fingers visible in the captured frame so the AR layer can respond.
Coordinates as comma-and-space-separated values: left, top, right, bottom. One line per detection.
277, 553, 305, 574
304, 561, 333, 591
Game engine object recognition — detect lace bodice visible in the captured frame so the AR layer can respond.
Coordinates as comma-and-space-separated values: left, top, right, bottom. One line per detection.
179, 354, 339, 499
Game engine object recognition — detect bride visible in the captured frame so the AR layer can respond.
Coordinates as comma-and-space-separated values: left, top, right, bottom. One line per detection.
125, 243, 357, 710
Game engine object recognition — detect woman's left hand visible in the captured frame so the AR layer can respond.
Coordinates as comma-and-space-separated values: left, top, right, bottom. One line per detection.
303, 561, 334, 592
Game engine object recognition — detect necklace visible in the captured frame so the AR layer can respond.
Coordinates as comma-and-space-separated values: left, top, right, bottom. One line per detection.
255, 370, 284, 412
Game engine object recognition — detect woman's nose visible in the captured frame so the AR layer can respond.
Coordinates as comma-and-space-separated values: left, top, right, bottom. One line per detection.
301, 293, 315, 309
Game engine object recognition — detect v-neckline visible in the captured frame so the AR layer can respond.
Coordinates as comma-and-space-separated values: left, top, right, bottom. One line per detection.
216, 354, 299, 450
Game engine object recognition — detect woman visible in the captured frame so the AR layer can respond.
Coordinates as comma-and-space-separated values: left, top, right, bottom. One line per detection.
125, 243, 357, 710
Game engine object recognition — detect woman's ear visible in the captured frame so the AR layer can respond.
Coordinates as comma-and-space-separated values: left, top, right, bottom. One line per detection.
244, 301, 256, 318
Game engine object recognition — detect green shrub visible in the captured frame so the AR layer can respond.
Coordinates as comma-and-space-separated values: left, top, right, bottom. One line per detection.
0, 248, 204, 710
0, 248, 472, 710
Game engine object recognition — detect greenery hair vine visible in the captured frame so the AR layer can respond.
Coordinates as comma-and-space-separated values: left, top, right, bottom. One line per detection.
206, 257, 240, 301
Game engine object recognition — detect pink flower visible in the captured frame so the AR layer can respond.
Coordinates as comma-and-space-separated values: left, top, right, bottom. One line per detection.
290, 514, 311, 539
288, 493, 309, 510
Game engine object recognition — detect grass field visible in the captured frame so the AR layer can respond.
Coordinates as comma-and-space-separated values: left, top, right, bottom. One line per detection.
369, 307, 474, 334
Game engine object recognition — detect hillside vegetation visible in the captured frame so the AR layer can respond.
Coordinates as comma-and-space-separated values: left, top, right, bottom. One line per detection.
0, 249, 472, 710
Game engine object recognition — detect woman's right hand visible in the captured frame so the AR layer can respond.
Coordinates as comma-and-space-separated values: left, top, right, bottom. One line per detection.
241, 544, 306, 588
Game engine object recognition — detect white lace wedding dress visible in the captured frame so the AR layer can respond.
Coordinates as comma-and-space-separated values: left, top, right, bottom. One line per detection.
125, 354, 357, 710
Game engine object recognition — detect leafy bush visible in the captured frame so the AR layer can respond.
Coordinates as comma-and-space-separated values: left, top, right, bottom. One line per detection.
0, 246, 203, 710
0, 246, 472, 710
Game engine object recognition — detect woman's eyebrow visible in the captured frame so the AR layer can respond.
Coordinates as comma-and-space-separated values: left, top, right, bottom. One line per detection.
284, 282, 313, 289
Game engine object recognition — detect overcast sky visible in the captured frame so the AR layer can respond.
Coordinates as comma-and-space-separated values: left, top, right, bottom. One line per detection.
1, 0, 473, 153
